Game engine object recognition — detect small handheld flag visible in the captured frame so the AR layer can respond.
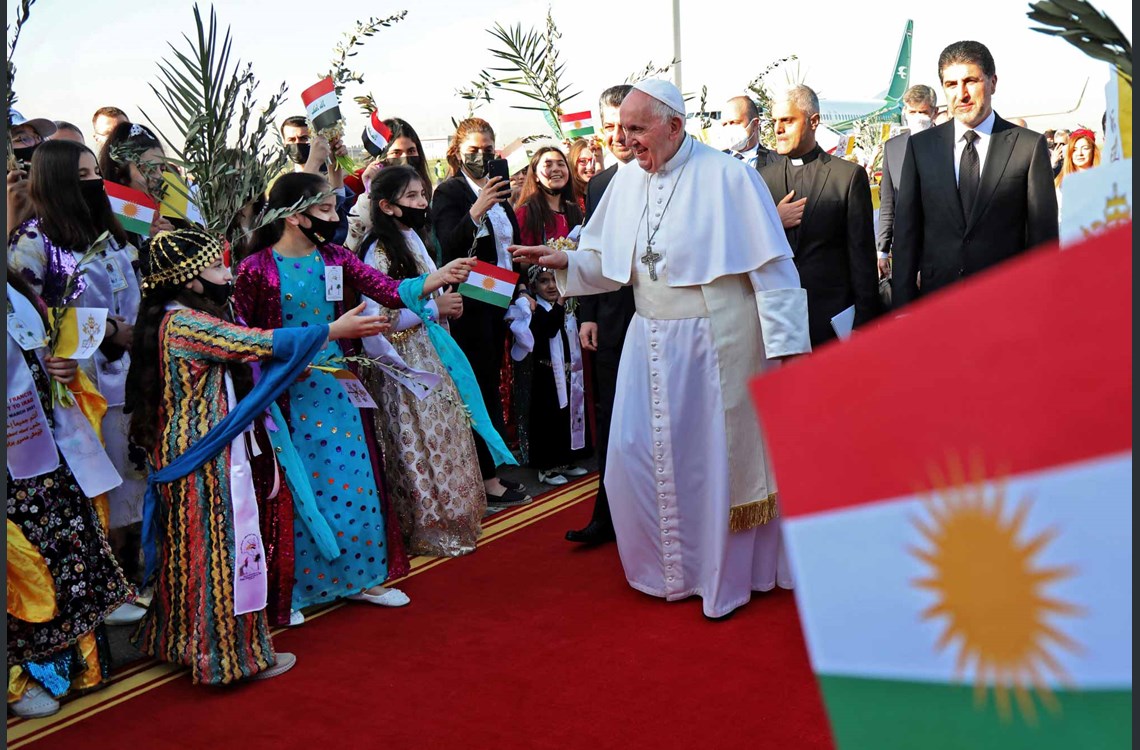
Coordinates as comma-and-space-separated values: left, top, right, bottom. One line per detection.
158, 172, 204, 226
362, 111, 392, 157
104, 182, 158, 237
559, 110, 595, 139
458, 261, 519, 309
301, 77, 342, 133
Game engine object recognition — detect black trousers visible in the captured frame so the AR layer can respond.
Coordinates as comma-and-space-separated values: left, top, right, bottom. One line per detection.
585, 347, 621, 529
452, 302, 507, 480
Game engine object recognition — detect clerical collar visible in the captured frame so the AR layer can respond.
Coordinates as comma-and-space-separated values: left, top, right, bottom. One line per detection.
656, 135, 694, 176
788, 145, 824, 167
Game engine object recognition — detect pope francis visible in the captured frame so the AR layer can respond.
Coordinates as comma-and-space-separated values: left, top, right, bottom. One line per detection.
512, 80, 811, 618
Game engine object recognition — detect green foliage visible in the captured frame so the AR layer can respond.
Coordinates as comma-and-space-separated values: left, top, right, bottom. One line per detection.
325, 12, 408, 98
6, 0, 37, 167
143, 4, 316, 241
625, 58, 680, 85
1028, 0, 1131, 85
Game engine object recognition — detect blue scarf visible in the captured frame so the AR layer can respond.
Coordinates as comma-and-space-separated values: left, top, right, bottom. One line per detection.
399, 276, 517, 467
142, 323, 329, 583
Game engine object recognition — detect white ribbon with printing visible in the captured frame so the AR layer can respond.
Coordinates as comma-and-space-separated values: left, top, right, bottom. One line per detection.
538, 299, 586, 451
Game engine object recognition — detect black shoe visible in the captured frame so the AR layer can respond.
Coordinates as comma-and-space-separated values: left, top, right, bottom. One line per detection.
487, 487, 532, 507
498, 478, 526, 493
565, 520, 616, 545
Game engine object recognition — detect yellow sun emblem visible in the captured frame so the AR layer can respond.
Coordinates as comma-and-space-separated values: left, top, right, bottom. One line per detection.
481, 276, 497, 290
122, 202, 139, 218
910, 458, 1082, 724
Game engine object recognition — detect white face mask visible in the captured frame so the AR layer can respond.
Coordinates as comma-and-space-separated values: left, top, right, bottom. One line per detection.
905, 113, 933, 133
715, 123, 752, 152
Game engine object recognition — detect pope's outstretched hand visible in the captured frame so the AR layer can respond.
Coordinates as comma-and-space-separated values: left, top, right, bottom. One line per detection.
510, 244, 568, 269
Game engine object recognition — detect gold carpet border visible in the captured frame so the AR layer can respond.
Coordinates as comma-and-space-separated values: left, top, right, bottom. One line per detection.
7, 478, 598, 747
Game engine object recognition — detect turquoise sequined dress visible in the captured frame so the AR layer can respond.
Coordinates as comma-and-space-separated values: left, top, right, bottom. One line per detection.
275, 249, 389, 609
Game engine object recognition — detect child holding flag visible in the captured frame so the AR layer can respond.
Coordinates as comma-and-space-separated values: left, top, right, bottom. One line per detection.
8, 140, 150, 621
124, 227, 391, 684
235, 173, 475, 618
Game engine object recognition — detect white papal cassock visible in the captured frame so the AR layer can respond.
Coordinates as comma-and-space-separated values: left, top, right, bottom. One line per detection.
558, 136, 811, 617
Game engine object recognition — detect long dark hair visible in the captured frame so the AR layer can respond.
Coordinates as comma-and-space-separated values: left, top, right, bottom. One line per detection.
247, 172, 330, 254
97, 121, 164, 193
29, 140, 127, 249
516, 146, 582, 242
356, 166, 428, 280
379, 118, 434, 201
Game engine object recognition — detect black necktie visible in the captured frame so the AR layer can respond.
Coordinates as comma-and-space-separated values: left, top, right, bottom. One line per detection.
959, 130, 980, 221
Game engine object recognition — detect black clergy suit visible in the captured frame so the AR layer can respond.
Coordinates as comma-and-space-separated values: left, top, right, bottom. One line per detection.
432, 174, 521, 478
573, 163, 635, 536
760, 148, 881, 347
891, 115, 1058, 309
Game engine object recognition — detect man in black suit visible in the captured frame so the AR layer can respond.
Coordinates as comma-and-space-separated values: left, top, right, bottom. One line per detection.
760, 85, 880, 347
566, 85, 637, 546
892, 41, 1058, 309
877, 84, 938, 281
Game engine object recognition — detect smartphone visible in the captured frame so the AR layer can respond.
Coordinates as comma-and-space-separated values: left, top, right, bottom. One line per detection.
487, 157, 510, 182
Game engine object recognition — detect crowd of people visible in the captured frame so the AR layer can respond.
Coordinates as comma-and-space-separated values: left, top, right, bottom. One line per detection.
6, 35, 1103, 719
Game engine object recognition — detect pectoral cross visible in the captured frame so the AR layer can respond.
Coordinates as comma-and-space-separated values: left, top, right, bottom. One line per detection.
641, 244, 662, 281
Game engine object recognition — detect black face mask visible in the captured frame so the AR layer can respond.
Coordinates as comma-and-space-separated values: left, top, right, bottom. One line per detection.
395, 204, 430, 231
383, 155, 423, 170
197, 276, 233, 306
79, 179, 109, 220
462, 151, 492, 179
285, 142, 311, 165
13, 142, 39, 165
299, 213, 340, 247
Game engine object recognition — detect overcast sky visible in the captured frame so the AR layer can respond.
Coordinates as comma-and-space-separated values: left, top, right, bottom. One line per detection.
9, 0, 1130, 149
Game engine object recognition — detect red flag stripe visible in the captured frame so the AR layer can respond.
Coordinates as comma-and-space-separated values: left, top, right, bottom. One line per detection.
104, 181, 158, 209
559, 111, 591, 123
301, 77, 336, 107
751, 224, 1132, 518
369, 112, 392, 141
471, 260, 519, 285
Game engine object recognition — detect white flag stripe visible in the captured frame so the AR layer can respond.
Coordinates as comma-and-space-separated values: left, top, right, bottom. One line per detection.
305, 91, 338, 119
785, 452, 1132, 687
467, 273, 515, 298
107, 196, 155, 223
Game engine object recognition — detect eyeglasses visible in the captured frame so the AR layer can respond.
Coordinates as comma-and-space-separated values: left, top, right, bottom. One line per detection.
11, 130, 40, 148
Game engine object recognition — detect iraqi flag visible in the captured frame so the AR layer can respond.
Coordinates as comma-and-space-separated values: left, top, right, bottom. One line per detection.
362, 111, 392, 157
104, 181, 157, 237
751, 224, 1132, 749
301, 77, 342, 132
458, 260, 518, 309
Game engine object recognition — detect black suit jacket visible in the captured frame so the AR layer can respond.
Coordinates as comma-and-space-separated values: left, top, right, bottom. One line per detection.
576, 164, 635, 359
431, 174, 522, 372
876, 132, 910, 255
760, 150, 881, 346
891, 115, 1058, 309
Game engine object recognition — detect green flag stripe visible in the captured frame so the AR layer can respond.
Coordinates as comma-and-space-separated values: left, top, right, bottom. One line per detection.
116, 214, 151, 236
458, 283, 511, 308
566, 126, 595, 138
817, 674, 1131, 749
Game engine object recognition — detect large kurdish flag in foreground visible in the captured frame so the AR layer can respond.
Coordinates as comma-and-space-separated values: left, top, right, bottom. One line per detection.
752, 224, 1132, 749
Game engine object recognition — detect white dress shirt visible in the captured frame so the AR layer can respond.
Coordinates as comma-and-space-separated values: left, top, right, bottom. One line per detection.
953, 110, 996, 185
733, 144, 761, 169
463, 171, 514, 269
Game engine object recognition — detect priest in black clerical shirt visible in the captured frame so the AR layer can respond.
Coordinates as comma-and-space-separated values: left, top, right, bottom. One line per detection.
759, 85, 881, 347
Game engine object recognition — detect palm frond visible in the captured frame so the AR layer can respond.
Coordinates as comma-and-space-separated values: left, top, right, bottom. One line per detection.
147, 3, 290, 242
325, 12, 408, 97
745, 55, 799, 149
1028, 0, 1131, 84
6, 0, 37, 167
625, 58, 681, 85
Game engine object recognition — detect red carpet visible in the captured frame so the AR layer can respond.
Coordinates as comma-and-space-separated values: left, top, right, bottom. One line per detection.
13, 482, 832, 749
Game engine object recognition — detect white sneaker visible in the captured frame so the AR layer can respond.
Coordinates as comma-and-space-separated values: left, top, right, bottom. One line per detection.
104, 602, 147, 626
9, 685, 60, 718
538, 470, 569, 486
289, 609, 305, 627
559, 465, 589, 477
348, 587, 411, 607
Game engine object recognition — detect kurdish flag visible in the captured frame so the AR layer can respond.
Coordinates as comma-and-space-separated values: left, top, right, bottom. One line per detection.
752, 224, 1132, 749
458, 260, 519, 309
301, 76, 342, 133
560, 110, 595, 139
105, 182, 157, 237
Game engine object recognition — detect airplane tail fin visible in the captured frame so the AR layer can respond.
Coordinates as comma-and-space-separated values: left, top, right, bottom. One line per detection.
884, 20, 913, 102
